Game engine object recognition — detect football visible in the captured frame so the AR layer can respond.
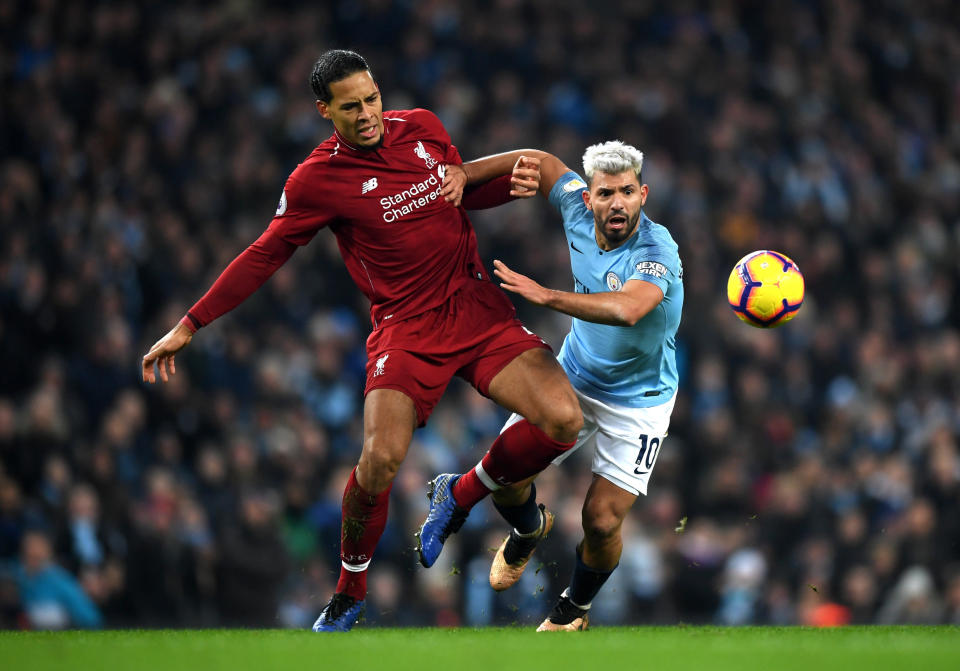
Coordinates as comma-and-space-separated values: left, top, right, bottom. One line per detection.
726, 250, 805, 328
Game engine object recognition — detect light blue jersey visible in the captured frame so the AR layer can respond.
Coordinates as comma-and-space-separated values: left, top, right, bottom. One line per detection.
548, 171, 683, 408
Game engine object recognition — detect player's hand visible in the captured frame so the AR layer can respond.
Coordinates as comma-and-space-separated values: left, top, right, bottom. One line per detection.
142, 322, 193, 383
493, 259, 551, 305
441, 164, 467, 207
510, 155, 541, 198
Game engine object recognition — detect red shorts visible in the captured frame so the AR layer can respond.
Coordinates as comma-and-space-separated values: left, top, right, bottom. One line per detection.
364, 280, 552, 426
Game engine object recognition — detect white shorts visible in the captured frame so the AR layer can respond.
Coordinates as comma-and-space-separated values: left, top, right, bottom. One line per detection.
503, 389, 676, 496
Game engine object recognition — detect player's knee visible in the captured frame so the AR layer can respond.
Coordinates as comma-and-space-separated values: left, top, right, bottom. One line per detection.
541, 393, 582, 443
358, 440, 405, 491
359, 456, 402, 492
581, 505, 623, 546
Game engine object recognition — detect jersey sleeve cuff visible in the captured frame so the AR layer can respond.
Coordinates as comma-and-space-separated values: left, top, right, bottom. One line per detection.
180, 313, 200, 333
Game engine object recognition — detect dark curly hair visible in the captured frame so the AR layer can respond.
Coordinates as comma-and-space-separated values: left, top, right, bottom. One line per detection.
310, 50, 372, 102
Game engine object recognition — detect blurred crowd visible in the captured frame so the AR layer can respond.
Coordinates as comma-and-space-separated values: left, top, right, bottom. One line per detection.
2, 0, 959, 629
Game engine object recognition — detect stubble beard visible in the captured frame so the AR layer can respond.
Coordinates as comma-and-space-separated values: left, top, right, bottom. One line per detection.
598, 209, 642, 247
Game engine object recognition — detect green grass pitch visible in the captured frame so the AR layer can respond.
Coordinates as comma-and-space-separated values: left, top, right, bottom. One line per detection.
1, 626, 958, 671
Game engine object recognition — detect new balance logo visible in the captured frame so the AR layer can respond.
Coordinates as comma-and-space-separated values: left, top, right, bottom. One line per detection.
361, 177, 379, 194
373, 353, 389, 376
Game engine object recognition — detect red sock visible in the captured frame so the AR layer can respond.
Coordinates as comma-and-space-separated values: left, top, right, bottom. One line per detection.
451, 419, 575, 508
335, 467, 392, 601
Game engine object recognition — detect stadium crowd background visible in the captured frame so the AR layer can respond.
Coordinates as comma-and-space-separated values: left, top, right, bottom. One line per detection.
1, 0, 959, 629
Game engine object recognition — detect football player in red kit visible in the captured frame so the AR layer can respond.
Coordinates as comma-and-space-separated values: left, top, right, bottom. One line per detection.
141, 50, 582, 631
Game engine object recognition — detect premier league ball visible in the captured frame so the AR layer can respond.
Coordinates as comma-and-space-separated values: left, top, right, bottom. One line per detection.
726, 250, 805, 328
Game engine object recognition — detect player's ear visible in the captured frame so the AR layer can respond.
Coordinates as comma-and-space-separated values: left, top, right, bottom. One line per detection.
639, 184, 649, 206
316, 100, 332, 120
582, 189, 592, 210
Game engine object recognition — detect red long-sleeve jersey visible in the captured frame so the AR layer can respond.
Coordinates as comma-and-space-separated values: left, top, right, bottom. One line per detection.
184, 109, 511, 332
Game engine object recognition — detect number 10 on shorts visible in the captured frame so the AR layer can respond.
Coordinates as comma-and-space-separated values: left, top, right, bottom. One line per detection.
634, 434, 661, 476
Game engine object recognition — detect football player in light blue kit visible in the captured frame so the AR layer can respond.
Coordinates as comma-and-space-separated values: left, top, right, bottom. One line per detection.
482, 141, 682, 630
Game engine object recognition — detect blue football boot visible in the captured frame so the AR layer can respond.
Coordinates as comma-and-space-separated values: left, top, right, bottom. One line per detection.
415, 473, 470, 568
312, 593, 365, 632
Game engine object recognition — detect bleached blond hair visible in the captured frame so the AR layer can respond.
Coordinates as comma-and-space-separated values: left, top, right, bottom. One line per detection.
582, 140, 644, 183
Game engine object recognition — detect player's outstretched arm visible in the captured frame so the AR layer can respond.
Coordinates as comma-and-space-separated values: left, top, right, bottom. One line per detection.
441, 158, 539, 208
461, 150, 571, 198
141, 228, 297, 383
493, 260, 663, 327
447, 149, 571, 210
